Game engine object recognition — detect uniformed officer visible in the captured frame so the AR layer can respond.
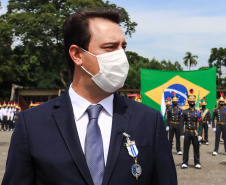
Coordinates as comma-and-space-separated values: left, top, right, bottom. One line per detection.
29, 100, 34, 108
8, 103, 15, 131
221, 96, 226, 142
13, 103, 20, 129
212, 92, 226, 156
0, 102, 2, 125
165, 97, 171, 139
200, 97, 211, 145
165, 97, 171, 107
181, 89, 203, 169
1, 101, 8, 131
166, 92, 182, 155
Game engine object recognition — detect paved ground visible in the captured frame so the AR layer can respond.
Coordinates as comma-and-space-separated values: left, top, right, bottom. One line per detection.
0, 128, 226, 184
0, 131, 11, 183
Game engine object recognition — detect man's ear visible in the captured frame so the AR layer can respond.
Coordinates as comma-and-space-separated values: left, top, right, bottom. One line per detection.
69, 45, 82, 66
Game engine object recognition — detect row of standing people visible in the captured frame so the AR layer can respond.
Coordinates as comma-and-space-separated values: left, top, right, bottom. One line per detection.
0, 101, 21, 131
165, 89, 226, 169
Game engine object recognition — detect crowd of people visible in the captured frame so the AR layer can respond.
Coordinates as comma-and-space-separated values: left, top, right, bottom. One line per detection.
0, 101, 21, 131
165, 89, 226, 170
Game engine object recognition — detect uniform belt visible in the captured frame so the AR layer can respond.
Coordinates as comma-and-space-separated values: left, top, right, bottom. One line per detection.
217, 122, 226, 125
185, 129, 196, 133
185, 129, 199, 136
169, 121, 180, 125
202, 121, 207, 123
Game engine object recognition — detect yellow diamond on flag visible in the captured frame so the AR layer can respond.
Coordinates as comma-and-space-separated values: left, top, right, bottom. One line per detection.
145, 75, 210, 106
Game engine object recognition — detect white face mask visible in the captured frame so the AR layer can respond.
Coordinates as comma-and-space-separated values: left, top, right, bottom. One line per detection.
80, 48, 129, 93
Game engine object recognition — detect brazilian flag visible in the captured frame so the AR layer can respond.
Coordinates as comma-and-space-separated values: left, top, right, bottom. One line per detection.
141, 67, 216, 113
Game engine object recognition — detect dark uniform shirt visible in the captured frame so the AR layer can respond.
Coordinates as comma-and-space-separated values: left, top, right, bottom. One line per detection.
180, 108, 203, 136
166, 106, 182, 127
212, 107, 226, 128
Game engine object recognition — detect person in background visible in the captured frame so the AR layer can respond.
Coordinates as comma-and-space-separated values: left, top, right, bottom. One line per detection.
13, 103, 21, 129
7, 103, 14, 131
200, 97, 211, 145
1, 101, 8, 131
212, 92, 226, 156
166, 92, 182, 155
0, 102, 2, 126
181, 89, 203, 169
165, 97, 171, 139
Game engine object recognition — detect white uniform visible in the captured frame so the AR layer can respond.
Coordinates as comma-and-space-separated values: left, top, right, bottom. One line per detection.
2, 107, 9, 119
8, 108, 14, 121
0, 108, 2, 121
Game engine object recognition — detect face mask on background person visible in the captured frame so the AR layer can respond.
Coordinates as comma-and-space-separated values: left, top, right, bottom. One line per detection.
189, 103, 195, 108
219, 102, 224, 107
80, 48, 129, 93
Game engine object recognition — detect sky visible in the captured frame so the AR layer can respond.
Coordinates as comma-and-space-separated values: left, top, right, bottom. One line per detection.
1, 0, 226, 71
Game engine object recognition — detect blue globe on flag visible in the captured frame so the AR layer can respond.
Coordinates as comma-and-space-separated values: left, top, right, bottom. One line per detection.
164, 84, 188, 106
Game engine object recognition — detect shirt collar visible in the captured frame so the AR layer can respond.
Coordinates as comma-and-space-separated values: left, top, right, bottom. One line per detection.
69, 84, 114, 121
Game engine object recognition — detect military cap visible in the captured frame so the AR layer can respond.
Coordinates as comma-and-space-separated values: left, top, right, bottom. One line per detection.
201, 97, 207, 106
187, 89, 196, 102
3, 101, 7, 107
171, 91, 179, 102
218, 92, 225, 102
165, 97, 171, 105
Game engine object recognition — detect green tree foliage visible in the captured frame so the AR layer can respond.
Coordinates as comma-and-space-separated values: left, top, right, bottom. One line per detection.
124, 51, 183, 89
0, 12, 15, 101
183, 51, 198, 70
208, 48, 226, 84
0, 0, 137, 100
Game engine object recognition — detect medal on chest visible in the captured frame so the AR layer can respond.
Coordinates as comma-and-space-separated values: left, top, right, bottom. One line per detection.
123, 132, 142, 180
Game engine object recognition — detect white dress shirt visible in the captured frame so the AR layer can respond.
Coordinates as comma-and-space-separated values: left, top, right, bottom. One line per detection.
69, 85, 113, 165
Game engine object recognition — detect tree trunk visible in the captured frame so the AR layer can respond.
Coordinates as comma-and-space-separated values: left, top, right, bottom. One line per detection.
58, 71, 67, 88
189, 59, 190, 71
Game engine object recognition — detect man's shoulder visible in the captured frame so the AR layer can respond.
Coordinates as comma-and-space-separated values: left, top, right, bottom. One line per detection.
22, 92, 66, 116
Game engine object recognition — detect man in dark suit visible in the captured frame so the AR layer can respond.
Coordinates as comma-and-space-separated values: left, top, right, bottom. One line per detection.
2, 8, 177, 185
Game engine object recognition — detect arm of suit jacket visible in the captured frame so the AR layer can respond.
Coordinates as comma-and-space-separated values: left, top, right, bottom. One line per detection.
2, 112, 35, 185
152, 112, 178, 185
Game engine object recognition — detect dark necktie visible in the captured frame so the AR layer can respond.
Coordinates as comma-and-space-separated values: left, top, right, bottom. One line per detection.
85, 104, 105, 185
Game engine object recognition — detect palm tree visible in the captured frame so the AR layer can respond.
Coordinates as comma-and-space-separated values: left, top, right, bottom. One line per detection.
183, 52, 198, 70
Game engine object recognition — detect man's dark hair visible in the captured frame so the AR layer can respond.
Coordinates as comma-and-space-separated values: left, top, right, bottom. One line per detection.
63, 7, 124, 74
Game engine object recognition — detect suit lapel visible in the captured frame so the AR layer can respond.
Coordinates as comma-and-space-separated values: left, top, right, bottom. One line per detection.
53, 90, 93, 185
102, 93, 131, 185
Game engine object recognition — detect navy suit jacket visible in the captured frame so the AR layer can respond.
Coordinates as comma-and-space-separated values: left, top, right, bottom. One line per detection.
2, 90, 177, 185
